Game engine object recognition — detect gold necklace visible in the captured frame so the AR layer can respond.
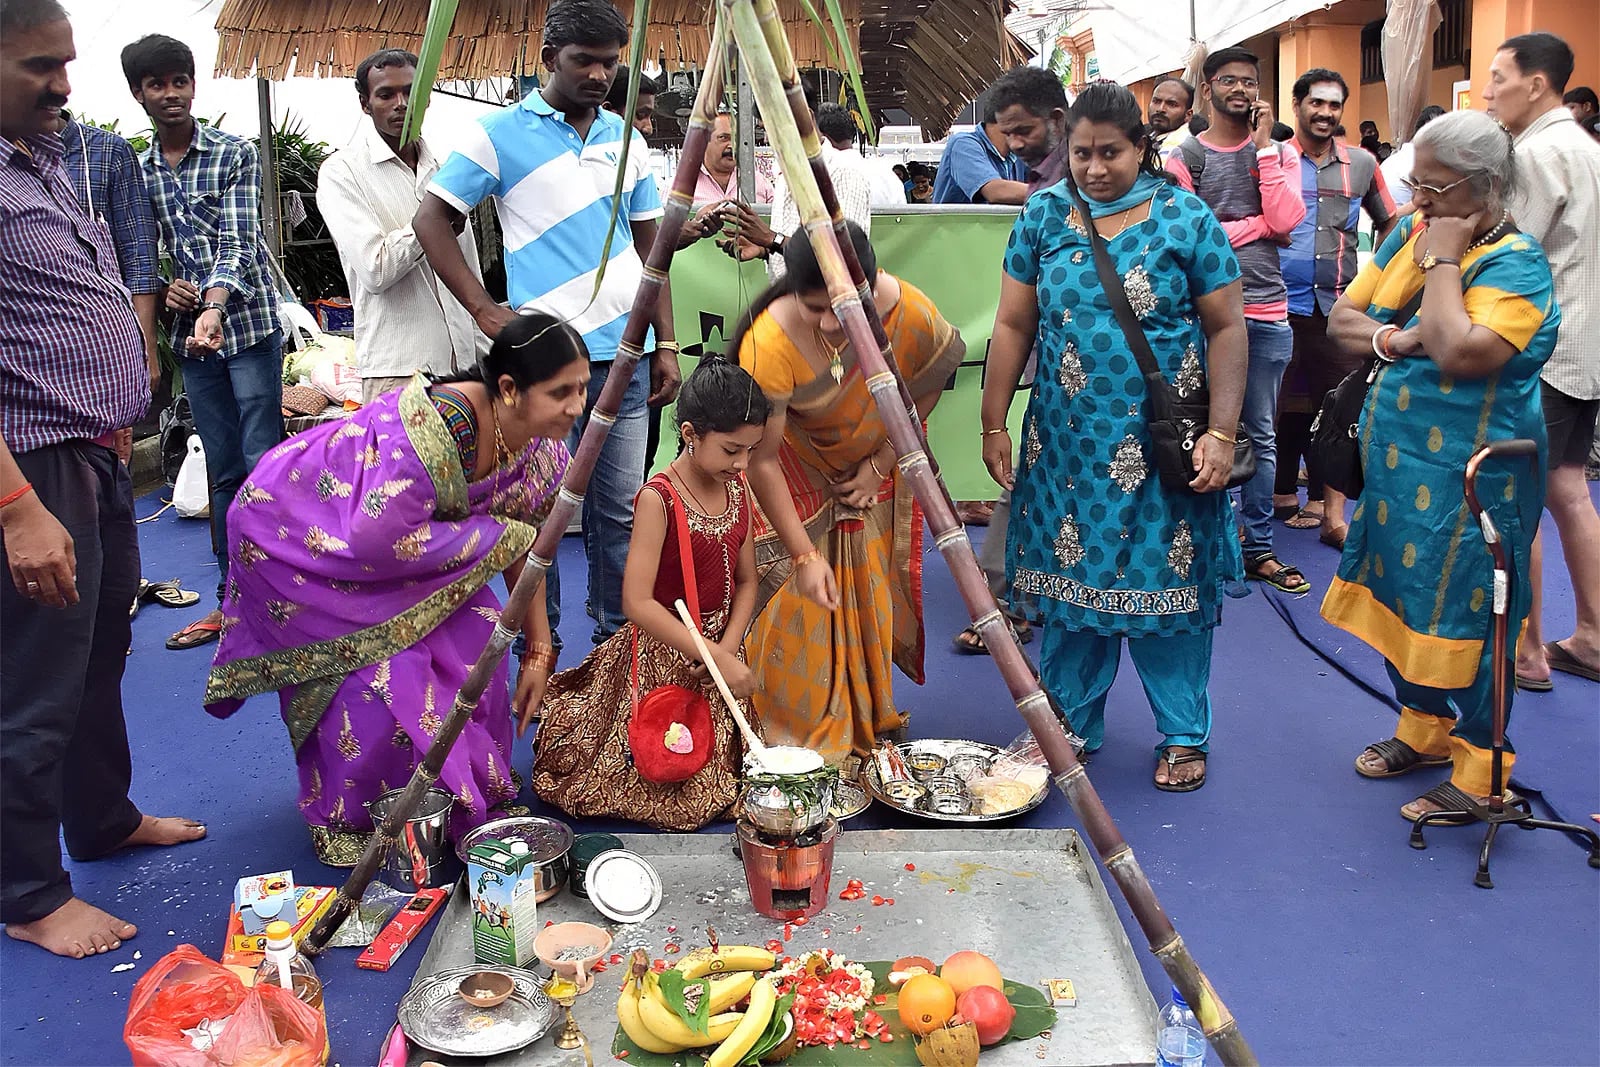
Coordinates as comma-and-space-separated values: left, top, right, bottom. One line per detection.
813, 328, 846, 384
669, 460, 717, 516
1095, 205, 1138, 241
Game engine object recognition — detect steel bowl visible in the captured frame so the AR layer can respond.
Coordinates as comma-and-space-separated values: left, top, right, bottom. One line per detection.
904, 751, 948, 782
456, 817, 574, 903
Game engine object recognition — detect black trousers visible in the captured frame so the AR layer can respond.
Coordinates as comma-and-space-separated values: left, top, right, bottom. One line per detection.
1, 442, 142, 925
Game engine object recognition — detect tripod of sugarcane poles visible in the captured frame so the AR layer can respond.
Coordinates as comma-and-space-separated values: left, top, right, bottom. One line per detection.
301, 5, 1258, 1062
1406, 439, 1600, 887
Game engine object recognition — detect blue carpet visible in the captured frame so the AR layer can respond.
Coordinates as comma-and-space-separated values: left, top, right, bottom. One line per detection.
1, 491, 1595, 1066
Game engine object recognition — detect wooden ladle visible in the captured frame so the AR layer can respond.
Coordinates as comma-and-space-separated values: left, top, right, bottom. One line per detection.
674, 598, 769, 764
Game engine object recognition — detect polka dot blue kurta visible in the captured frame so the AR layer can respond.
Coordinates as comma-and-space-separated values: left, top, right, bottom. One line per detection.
1005, 175, 1244, 638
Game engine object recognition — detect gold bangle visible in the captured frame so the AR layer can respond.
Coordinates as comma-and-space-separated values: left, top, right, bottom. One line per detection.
982, 427, 1008, 437
657, 341, 680, 353
870, 455, 887, 480
1205, 427, 1236, 445
792, 549, 822, 569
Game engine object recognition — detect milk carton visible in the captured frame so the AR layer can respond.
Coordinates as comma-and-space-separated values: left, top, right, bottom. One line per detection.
467, 839, 538, 967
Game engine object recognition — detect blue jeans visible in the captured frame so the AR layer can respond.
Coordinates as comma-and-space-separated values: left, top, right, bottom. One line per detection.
546, 356, 650, 644
1235, 318, 1293, 559
181, 331, 285, 601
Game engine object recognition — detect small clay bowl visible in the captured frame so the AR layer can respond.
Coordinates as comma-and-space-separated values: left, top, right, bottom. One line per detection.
534, 921, 613, 994
456, 970, 515, 1008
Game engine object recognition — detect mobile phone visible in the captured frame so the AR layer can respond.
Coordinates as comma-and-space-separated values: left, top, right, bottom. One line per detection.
1249, 103, 1264, 131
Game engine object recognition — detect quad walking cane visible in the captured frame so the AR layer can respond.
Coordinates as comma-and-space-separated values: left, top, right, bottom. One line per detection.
1407, 439, 1600, 886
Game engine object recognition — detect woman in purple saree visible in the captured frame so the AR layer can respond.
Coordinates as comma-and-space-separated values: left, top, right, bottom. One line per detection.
204, 314, 588, 865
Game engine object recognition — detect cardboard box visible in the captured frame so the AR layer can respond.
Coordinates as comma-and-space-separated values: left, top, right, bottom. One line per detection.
233, 870, 296, 926
467, 840, 538, 968
224, 885, 337, 960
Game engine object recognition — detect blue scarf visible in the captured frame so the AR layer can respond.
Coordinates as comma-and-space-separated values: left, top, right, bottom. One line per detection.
1072, 171, 1165, 218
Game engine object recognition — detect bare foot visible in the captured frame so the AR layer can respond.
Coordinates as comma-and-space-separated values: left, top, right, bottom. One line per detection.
4, 897, 137, 958
121, 814, 207, 849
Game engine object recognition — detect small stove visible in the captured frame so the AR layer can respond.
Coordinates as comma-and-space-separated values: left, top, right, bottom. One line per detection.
736, 817, 839, 921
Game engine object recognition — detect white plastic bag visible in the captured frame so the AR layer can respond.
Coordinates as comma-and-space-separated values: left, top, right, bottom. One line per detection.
172, 435, 211, 519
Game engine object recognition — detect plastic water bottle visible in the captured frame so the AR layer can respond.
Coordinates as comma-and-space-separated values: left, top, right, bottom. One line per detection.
1155, 985, 1207, 1066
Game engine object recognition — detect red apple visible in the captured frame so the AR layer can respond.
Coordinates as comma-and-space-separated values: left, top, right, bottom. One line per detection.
956, 985, 1015, 1046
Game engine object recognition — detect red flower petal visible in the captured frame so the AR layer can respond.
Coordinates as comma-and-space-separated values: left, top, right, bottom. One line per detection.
904, 862, 916, 871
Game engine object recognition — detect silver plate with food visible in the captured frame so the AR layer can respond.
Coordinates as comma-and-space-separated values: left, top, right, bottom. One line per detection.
865, 740, 1049, 823
398, 964, 558, 1056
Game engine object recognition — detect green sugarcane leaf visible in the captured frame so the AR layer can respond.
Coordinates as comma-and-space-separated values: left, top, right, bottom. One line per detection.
793, 0, 844, 70
588, 0, 652, 303
820, 0, 875, 143
401, 0, 460, 147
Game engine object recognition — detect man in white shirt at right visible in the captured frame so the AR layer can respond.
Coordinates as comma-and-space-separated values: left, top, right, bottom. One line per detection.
1484, 31, 1600, 690
318, 49, 485, 403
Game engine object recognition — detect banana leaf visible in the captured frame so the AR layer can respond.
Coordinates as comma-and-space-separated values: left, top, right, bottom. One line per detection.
400, 0, 459, 147
610, 962, 1054, 1064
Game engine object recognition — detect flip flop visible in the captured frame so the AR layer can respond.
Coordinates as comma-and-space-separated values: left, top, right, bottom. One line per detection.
951, 618, 1034, 655
147, 581, 200, 608
1515, 672, 1554, 693
1545, 641, 1600, 683
1401, 781, 1521, 825
1272, 503, 1301, 521
1154, 747, 1206, 792
1284, 507, 1323, 529
166, 619, 222, 650
1354, 737, 1451, 778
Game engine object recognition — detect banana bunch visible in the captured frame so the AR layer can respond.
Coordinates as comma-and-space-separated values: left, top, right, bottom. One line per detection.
615, 947, 789, 1064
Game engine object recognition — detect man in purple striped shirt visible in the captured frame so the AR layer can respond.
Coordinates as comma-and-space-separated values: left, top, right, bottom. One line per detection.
0, 0, 204, 961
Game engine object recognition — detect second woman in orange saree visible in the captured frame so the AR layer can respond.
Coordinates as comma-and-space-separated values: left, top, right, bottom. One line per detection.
733, 223, 964, 765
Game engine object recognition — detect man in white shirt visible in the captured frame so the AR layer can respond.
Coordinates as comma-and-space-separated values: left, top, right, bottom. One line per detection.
1379, 104, 1445, 216
317, 49, 484, 403
722, 102, 871, 278
1485, 32, 1600, 690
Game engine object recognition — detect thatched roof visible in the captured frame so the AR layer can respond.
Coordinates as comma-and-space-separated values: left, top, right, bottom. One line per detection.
212, 0, 1030, 137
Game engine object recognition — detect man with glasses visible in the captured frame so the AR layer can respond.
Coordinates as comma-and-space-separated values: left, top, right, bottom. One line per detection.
1484, 32, 1600, 690
1167, 47, 1309, 595
1276, 68, 1396, 550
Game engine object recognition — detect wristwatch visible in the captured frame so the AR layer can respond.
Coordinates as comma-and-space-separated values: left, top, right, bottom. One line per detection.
767, 234, 785, 256
1420, 252, 1460, 272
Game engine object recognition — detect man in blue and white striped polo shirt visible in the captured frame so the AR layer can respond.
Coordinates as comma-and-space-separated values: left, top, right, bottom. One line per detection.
416, 0, 679, 647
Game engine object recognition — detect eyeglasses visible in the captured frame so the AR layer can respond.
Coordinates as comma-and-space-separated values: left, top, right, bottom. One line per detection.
1210, 75, 1259, 90
1400, 174, 1471, 197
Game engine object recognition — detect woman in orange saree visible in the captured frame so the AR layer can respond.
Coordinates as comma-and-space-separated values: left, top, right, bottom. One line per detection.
732, 223, 964, 765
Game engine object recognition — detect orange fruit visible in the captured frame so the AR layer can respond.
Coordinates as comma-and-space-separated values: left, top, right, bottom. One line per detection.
940, 951, 1004, 996
896, 973, 957, 1035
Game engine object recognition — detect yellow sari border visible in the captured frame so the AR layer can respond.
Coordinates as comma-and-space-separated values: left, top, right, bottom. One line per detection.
1321, 577, 1483, 690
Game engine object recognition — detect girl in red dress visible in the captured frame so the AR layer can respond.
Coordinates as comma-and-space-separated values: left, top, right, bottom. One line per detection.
533, 358, 770, 830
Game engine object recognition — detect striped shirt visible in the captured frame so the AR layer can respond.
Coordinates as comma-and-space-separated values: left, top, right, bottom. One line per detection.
59, 118, 161, 295
0, 135, 148, 453
429, 91, 663, 363
139, 122, 280, 358
1509, 106, 1600, 400
1283, 137, 1395, 316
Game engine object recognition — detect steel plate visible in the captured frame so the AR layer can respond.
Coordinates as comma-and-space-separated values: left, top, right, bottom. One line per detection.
398, 965, 558, 1057
865, 739, 1048, 823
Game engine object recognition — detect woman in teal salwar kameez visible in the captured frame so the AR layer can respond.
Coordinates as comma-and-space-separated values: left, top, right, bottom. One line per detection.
981, 84, 1250, 791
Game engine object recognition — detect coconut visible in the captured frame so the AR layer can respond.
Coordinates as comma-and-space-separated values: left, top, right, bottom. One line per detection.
913, 1019, 981, 1067
761, 1012, 800, 1063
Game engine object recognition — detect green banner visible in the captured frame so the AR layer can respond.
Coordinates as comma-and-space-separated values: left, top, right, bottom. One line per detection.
659, 210, 1027, 499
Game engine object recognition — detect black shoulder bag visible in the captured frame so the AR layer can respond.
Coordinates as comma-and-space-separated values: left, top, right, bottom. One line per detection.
1063, 180, 1255, 495
1309, 288, 1426, 499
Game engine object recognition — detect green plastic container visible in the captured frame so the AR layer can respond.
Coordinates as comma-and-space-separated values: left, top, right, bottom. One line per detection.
570, 833, 625, 898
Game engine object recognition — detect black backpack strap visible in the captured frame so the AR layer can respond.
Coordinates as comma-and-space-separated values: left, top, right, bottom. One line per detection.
1177, 137, 1206, 192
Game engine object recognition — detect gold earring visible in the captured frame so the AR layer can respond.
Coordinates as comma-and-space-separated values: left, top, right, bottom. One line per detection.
503, 395, 514, 408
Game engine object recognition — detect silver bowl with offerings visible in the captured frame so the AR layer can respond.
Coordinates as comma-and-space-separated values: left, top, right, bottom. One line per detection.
740, 746, 838, 838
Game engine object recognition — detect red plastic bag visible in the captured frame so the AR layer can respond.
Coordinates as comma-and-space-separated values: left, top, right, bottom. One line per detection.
125, 945, 328, 1067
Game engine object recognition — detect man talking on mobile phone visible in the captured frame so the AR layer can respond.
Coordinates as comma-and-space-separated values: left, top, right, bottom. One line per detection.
1167, 46, 1310, 597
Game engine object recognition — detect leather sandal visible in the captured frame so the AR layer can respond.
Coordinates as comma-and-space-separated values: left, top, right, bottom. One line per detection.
1154, 746, 1206, 792
1354, 737, 1451, 779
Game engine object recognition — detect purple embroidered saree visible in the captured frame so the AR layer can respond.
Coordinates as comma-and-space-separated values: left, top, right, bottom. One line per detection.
204, 377, 567, 864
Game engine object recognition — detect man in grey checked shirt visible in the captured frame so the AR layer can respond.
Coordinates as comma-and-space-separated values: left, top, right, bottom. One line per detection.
0, 0, 204, 961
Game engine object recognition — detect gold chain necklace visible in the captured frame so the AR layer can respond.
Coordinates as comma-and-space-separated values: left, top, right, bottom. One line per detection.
668, 459, 716, 516
1095, 205, 1139, 241
813, 327, 847, 384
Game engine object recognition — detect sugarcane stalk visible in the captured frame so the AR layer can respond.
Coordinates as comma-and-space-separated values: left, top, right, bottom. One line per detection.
723, 3, 1256, 1062
303, 22, 731, 955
